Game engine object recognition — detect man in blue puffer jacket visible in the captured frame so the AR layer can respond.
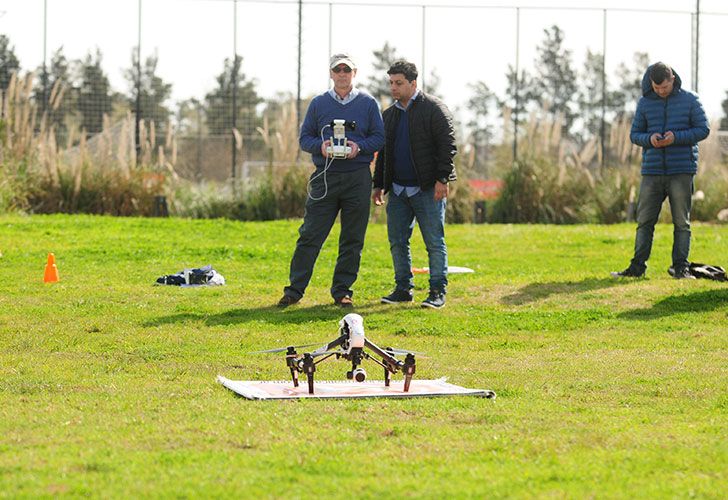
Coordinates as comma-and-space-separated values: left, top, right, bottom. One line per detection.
612, 62, 710, 279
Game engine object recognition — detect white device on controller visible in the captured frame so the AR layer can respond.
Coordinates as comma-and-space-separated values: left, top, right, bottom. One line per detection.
326, 119, 353, 158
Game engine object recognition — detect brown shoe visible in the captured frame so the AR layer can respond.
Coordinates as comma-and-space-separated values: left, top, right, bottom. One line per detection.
334, 295, 353, 308
277, 295, 300, 308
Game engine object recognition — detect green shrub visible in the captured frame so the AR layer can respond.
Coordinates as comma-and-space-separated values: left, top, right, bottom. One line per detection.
0, 159, 32, 213
172, 164, 309, 221
693, 169, 728, 222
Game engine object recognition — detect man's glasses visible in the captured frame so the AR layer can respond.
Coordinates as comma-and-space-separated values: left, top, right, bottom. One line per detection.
332, 66, 352, 74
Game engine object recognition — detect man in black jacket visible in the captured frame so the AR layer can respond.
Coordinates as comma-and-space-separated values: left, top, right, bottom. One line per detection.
373, 60, 457, 309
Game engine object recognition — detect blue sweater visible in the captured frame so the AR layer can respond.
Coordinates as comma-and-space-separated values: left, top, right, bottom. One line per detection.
299, 90, 385, 172
393, 110, 417, 186
630, 67, 710, 175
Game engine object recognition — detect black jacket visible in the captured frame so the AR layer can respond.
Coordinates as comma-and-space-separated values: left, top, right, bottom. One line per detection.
373, 91, 457, 192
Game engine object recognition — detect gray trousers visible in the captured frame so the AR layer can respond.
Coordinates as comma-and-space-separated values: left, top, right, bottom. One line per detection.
631, 173, 694, 273
284, 167, 372, 300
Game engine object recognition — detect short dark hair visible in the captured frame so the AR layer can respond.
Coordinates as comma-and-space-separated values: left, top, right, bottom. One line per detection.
387, 60, 418, 82
649, 62, 673, 84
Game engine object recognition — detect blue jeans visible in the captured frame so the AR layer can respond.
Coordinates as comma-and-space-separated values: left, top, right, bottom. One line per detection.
631, 174, 693, 273
386, 188, 448, 292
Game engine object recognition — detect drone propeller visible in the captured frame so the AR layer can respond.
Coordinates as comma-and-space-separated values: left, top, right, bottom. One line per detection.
385, 347, 425, 356
284, 350, 342, 359
250, 343, 322, 354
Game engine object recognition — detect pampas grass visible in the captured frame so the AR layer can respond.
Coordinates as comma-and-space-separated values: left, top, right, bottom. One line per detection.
0, 70, 178, 215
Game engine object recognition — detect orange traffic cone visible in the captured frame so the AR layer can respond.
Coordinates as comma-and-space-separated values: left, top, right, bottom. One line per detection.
44, 253, 60, 283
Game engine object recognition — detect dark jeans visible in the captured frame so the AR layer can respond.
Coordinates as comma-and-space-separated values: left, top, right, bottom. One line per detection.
386, 188, 448, 293
284, 167, 371, 300
630, 173, 693, 273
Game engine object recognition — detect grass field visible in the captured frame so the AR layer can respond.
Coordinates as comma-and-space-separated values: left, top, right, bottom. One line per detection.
0, 214, 726, 498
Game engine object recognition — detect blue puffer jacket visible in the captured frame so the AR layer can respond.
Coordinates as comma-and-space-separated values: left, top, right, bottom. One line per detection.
629, 66, 709, 175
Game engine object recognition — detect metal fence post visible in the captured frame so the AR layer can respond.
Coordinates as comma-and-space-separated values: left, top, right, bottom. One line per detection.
601, 9, 607, 170
135, 0, 142, 165
693, 0, 701, 92
513, 7, 520, 164
297, 0, 303, 150
232, 0, 238, 186
41, 0, 48, 118
421, 5, 426, 92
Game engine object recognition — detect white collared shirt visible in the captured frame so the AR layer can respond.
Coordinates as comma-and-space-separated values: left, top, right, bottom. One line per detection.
328, 87, 360, 105
393, 88, 420, 112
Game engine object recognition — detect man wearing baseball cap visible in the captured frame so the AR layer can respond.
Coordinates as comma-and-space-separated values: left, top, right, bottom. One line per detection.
277, 53, 384, 308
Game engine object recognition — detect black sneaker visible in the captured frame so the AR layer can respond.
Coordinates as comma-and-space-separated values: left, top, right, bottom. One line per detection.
671, 267, 696, 280
421, 290, 446, 309
277, 295, 300, 308
381, 289, 414, 304
610, 267, 644, 278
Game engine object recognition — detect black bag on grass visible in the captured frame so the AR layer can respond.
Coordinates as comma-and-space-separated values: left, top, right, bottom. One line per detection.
156, 265, 225, 286
687, 262, 727, 282
669, 263, 727, 281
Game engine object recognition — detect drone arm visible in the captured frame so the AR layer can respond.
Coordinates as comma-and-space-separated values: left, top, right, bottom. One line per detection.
364, 338, 401, 367
362, 352, 386, 369
362, 353, 392, 387
314, 334, 347, 354
313, 352, 337, 365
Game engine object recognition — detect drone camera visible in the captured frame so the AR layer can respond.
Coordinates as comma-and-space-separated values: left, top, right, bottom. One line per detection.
352, 368, 367, 382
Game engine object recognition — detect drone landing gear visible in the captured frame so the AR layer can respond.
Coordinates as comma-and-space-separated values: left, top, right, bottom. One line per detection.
285, 347, 300, 388
402, 354, 416, 392
302, 353, 316, 394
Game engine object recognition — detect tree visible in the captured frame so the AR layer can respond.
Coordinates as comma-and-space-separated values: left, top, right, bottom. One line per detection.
34, 47, 73, 144
466, 80, 496, 175
175, 97, 206, 137
124, 49, 173, 144
499, 64, 538, 121
75, 49, 113, 135
532, 25, 578, 134
613, 51, 650, 118
721, 91, 728, 130
0, 34, 20, 94
423, 67, 442, 99
576, 49, 606, 140
204, 55, 262, 140
365, 41, 400, 106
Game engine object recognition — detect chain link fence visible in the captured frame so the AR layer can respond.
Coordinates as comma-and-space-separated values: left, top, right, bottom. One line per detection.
1, 0, 726, 183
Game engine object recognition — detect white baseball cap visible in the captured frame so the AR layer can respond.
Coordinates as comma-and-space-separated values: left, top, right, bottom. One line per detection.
329, 53, 356, 70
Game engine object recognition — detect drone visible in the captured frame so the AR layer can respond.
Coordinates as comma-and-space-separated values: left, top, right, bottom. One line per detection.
252, 314, 421, 395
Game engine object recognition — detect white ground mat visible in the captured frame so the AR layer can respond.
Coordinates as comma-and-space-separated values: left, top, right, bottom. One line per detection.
412, 266, 475, 274
217, 376, 496, 400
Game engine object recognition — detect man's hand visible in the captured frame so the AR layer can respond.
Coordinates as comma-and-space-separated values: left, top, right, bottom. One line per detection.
661, 130, 675, 146
346, 141, 360, 159
650, 131, 675, 148
434, 181, 449, 201
372, 188, 384, 206
321, 140, 331, 157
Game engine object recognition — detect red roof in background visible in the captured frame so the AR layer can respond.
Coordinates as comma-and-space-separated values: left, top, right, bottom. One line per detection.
468, 179, 504, 200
